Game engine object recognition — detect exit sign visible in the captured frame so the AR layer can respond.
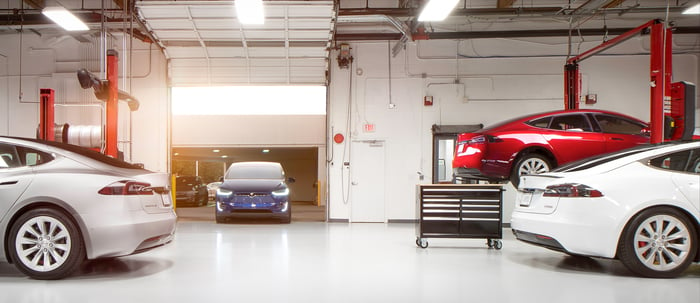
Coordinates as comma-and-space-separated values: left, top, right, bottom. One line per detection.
363, 123, 375, 132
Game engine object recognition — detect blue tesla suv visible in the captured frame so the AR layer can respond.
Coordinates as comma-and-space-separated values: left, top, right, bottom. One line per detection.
215, 161, 293, 223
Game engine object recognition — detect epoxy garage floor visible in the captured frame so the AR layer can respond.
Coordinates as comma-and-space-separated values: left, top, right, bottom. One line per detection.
0, 221, 698, 303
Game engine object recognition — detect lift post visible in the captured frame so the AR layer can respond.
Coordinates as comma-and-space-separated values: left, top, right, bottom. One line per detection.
563, 19, 673, 144
38, 88, 55, 141
105, 50, 119, 158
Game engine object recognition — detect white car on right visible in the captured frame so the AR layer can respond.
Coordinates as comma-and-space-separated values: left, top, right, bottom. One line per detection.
511, 141, 700, 278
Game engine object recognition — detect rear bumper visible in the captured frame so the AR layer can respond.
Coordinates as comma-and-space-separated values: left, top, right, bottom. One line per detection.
81, 209, 177, 259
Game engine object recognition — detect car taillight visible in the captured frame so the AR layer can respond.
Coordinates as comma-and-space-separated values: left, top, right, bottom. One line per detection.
98, 181, 153, 195
543, 184, 603, 198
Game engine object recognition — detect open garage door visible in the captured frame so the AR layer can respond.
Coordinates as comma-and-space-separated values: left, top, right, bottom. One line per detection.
136, 1, 334, 86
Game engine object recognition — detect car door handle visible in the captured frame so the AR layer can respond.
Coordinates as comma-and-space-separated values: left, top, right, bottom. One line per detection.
610, 137, 624, 141
0, 180, 18, 185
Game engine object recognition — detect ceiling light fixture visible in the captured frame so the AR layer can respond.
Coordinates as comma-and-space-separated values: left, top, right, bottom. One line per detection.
418, 0, 459, 22
235, 0, 265, 25
682, 3, 700, 14
213, 149, 220, 153
262, 149, 270, 153
42, 6, 89, 31
221, 155, 228, 158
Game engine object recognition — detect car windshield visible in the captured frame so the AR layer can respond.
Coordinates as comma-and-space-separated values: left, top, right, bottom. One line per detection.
226, 164, 283, 179
553, 144, 661, 172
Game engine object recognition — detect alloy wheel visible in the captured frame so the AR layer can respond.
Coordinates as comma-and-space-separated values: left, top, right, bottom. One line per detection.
14, 216, 73, 273
517, 157, 550, 176
632, 214, 691, 272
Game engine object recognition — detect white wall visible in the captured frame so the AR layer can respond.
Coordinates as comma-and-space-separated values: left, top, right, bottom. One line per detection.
0, 33, 170, 172
327, 35, 699, 223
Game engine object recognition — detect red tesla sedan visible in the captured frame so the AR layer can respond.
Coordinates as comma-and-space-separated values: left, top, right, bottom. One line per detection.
452, 109, 649, 186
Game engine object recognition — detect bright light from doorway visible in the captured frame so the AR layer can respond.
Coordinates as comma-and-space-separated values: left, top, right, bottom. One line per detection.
172, 86, 326, 115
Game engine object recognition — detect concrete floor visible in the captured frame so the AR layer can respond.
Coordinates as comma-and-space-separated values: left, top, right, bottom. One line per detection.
0, 221, 698, 303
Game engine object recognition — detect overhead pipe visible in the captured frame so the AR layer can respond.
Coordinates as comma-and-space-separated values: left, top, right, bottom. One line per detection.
335, 26, 700, 41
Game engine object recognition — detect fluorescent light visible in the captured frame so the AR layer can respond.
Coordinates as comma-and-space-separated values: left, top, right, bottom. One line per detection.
42, 6, 89, 31
221, 155, 228, 158
418, 0, 459, 21
683, 3, 700, 14
235, 0, 265, 24
213, 149, 220, 153
262, 149, 270, 153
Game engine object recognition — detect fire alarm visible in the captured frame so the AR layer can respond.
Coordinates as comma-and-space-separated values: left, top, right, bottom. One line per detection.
333, 133, 345, 144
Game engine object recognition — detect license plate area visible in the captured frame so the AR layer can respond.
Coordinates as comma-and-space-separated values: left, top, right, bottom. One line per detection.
518, 192, 533, 207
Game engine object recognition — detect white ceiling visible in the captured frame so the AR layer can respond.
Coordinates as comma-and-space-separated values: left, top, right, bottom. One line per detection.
136, 1, 335, 86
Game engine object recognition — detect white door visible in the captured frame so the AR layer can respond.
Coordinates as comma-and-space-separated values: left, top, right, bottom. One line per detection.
350, 140, 385, 222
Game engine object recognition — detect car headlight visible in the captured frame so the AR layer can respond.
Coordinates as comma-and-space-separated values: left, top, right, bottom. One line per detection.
272, 188, 289, 197
217, 188, 233, 197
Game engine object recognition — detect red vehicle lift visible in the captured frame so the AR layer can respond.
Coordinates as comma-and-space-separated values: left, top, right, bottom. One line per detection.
564, 19, 695, 144
39, 49, 139, 159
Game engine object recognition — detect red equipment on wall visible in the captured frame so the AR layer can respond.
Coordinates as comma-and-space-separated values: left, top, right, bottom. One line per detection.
563, 19, 695, 144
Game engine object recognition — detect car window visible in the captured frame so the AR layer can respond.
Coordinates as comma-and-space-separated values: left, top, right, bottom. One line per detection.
648, 148, 700, 174
0, 143, 54, 168
594, 114, 647, 135
549, 114, 592, 132
525, 117, 551, 129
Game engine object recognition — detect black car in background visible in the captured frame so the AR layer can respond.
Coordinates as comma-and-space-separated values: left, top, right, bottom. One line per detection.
175, 175, 208, 207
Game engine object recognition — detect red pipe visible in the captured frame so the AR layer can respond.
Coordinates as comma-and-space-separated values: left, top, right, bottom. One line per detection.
39, 88, 55, 141
649, 22, 665, 144
106, 50, 119, 158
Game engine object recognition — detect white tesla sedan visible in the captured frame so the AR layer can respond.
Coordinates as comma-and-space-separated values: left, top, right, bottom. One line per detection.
0, 136, 177, 279
511, 141, 699, 278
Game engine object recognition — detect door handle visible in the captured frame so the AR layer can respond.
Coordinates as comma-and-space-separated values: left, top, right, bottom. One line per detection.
0, 180, 18, 185
610, 137, 624, 141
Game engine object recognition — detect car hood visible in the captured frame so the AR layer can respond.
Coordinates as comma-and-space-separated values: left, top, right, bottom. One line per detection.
219, 179, 286, 192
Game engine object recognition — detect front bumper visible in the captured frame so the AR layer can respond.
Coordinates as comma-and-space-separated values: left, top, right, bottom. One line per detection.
216, 200, 290, 219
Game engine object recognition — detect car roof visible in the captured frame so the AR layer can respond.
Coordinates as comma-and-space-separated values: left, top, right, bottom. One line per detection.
554, 140, 700, 173
0, 136, 143, 169
481, 109, 646, 132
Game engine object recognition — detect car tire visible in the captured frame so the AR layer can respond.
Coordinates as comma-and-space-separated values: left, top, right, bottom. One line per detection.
8, 208, 85, 280
511, 153, 552, 188
617, 207, 698, 278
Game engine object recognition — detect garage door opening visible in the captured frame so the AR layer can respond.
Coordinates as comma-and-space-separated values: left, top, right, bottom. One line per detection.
170, 85, 327, 223
172, 146, 325, 223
